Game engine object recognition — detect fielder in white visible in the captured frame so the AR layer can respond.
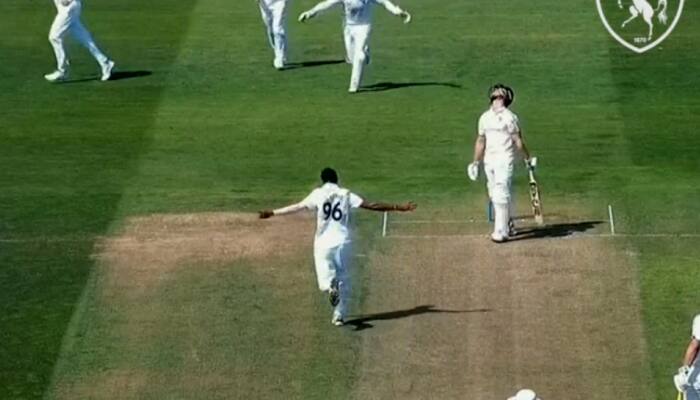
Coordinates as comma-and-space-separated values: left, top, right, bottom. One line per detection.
298, 0, 412, 93
259, 167, 416, 326
45, 0, 115, 82
674, 314, 700, 400
468, 84, 534, 243
258, 0, 289, 70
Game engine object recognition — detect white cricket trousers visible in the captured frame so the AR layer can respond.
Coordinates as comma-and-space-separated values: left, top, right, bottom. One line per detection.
49, 1, 109, 72
313, 243, 351, 319
259, 0, 288, 65
484, 158, 514, 239
344, 23, 371, 91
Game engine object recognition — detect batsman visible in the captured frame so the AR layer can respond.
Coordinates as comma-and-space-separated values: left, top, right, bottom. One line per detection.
674, 314, 700, 400
468, 84, 535, 243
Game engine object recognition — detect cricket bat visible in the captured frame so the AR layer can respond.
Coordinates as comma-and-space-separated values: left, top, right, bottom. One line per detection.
677, 390, 683, 400
527, 165, 544, 225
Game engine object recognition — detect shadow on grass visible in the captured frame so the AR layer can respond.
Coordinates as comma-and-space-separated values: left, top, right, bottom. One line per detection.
61, 70, 152, 84
283, 59, 346, 70
510, 220, 604, 241
359, 81, 462, 92
109, 70, 153, 81
345, 304, 491, 331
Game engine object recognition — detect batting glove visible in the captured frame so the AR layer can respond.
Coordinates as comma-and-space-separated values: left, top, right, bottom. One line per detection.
525, 156, 538, 170
467, 161, 479, 181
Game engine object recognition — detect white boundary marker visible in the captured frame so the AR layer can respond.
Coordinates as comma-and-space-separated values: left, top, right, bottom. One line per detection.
382, 212, 388, 238
608, 204, 616, 236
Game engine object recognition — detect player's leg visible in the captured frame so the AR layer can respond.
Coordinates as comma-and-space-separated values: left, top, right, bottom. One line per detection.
330, 243, 351, 326
484, 162, 498, 237
46, 10, 72, 80
313, 246, 336, 293
687, 364, 700, 400
490, 161, 514, 242
348, 24, 371, 93
70, 20, 109, 66
270, 1, 288, 69
343, 23, 354, 63
259, 2, 275, 51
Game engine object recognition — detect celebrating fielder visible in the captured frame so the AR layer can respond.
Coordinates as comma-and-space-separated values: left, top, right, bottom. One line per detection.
258, 0, 289, 70
674, 314, 700, 400
298, 0, 412, 93
468, 84, 534, 243
259, 167, 416, 326
45, 0, 115, 82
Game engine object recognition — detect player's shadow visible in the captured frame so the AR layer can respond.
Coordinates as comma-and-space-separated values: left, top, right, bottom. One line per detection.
108, 70, 152, 81
61, 70, 152, 84
359, 81, 462, 92
283, 59, 346, 70
509, 220, 604, 241
344, 304, 491, 331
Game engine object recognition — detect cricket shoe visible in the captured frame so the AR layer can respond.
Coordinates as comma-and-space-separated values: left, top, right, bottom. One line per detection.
44, 70, 68, 82
490, 233, 508, 243
273, 58, 285, 70
329, 279, 340, 307
331, 314, 344, 327
101, 60, 115, 81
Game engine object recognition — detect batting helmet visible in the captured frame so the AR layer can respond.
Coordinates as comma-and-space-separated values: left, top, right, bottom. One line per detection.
488, 83, 515, 107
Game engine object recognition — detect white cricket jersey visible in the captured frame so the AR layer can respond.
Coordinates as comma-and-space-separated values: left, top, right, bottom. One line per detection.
693, 314, 700, 340
301, 183, 364, 248
309, 0, 403, 25
261, 0, 287, 6
478, 107, 520, 162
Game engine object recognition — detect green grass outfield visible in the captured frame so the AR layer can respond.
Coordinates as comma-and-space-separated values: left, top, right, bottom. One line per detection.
1, 0, 699, 398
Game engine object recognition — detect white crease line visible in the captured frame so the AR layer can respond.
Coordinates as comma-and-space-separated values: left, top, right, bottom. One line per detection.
386, 233, 700, 239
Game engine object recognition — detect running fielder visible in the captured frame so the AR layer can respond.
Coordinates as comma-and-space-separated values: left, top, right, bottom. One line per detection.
259, 167, 416, 326
674, 314, 700, 400
298, 0, 412, 93
257, 0, 289, 70
45, 0, 115, 82
468, 84, 534, 243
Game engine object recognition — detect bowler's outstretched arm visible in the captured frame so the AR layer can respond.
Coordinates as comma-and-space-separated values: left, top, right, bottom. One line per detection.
374, 0, 411, 22
299, 0, 342, 21
259, 202, 307, 219
360, 201, 416, 212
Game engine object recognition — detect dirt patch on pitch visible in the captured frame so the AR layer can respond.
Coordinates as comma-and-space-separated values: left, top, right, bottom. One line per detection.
53, 369, 152, 400
352, 236, 653, 400
50, 212, 318, 400
94, 212, 314, 297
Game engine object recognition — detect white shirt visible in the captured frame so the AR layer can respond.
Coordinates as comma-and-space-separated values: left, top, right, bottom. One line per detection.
260, 0, 287, 6
307, 0, 403, 25
692, 314, 700, 340
478, 107, 520, 163
300, 183, 364, 248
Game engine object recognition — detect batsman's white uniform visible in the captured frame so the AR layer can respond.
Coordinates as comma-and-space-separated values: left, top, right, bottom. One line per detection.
478, 107, 521, 240
303, 0, 406, 91
685, 315, 700, 400
49, 0, 111, 74
299, 183, 364, 320
259, 0, 289, 69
